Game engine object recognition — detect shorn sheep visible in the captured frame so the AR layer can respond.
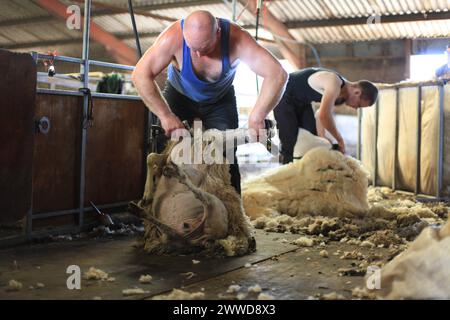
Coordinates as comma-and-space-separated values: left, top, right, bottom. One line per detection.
132, 127, 256, 257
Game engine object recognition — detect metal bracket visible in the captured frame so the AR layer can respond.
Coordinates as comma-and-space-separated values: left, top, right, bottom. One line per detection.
35, 116, 51, 134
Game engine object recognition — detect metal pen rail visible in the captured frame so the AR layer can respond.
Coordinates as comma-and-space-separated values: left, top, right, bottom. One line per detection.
357, 80, 448, 201
3, 0, 149, 247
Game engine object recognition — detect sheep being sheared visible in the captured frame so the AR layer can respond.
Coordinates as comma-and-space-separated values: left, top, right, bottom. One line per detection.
243, 130, 370, 219
132, 127, 255, 257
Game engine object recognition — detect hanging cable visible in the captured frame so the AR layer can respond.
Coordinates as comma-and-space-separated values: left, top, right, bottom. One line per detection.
255, 0, 263, 94
127, 0, 160, 153
241, 0, 322, 68
236, 0, 250, 22
128, 0, 142, 58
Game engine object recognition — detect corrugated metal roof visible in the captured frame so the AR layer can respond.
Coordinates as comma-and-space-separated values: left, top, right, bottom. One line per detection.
0, 0, 449, 56
263, 0, 450, 21
0, 0, 49, 22
290, 20, 450, 43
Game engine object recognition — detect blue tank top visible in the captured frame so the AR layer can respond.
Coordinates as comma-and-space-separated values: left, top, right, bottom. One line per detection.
167, 18, 238, 103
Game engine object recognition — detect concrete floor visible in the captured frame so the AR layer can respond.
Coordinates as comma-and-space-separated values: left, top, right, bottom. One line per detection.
0, 229, 389, 300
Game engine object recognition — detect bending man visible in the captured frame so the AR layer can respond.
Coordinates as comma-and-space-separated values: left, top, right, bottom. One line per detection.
132, 10, 288, 193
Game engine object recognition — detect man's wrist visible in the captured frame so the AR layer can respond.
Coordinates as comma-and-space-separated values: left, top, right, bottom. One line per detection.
159, 110, 174, 120
249, 110, 266, 123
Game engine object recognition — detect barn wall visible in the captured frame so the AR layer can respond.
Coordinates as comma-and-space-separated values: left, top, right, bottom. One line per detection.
33, 94, 147, 216
0, 50, 36, 225
306, 38, 448, 83
306, 40, 409, 83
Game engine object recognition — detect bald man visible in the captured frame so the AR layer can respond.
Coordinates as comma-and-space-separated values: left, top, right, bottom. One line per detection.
132, 10, 288, 194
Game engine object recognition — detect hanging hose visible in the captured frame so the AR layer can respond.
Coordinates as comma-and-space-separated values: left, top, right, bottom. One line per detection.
249, 0, 322, 68
127, 0, 159, 153
255, 0, 263, 94
128, 0, 142, 58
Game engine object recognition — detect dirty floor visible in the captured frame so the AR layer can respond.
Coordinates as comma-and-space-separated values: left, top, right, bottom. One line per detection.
0, 229, 390, 300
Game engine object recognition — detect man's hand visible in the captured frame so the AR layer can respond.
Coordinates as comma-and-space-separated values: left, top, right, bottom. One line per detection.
248, 111, 267, 143
160, 112, 185, 137
337, 137, 346, 154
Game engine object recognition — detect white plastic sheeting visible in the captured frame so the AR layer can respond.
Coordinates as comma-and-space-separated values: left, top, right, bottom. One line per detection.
361, 83, 450, 196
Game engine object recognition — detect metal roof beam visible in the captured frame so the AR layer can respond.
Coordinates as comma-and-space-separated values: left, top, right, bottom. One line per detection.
0, 15, 52, 27
33, 0, 137, 65
1, 31, 161, 50
241, 0, 306, 69
2, 2, 447, 28
0, 0, 208, 27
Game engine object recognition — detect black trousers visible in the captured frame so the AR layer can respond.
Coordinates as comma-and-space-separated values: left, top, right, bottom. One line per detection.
161, 81, 241, 194
273, 95, 317, 164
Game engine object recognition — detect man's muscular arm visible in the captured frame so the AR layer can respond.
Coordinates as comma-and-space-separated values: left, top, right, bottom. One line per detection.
316, 74, 345, 153
132, 22, 184, 136
232, 25, 288, 136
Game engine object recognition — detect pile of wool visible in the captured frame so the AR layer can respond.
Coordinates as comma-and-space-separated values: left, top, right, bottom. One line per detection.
216, 235, 255, 257
374, 219, 450, 299
122, 288, 148, 296
7, 279, 22, 291
242, 147, 370, 219
367, 186, 447, 219
84, 267, 109, 281
257, 292, 275, 300
152, 288, 205, 300
367, 199, 439, 220
367, 186, 394, 202
249, 176, 447, 247
139, 275, 153, 284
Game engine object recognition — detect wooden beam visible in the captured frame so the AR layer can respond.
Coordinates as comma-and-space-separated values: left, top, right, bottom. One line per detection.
33, 0, 137, 65
242, 0, 306, 69
2, 31, 161, 50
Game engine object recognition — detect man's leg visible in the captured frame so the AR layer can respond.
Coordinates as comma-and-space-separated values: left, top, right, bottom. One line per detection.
273, 97, 299, 164
199, 87, 241, 195
297, 104, 317, 136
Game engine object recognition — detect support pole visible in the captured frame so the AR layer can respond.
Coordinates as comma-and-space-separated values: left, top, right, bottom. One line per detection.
78, 0, 91, 231
392, 88, 400, 190
415, 86, 422, 194
437, 84, 445, 198
357, 108, 362, 161
373, 99, 379, 187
